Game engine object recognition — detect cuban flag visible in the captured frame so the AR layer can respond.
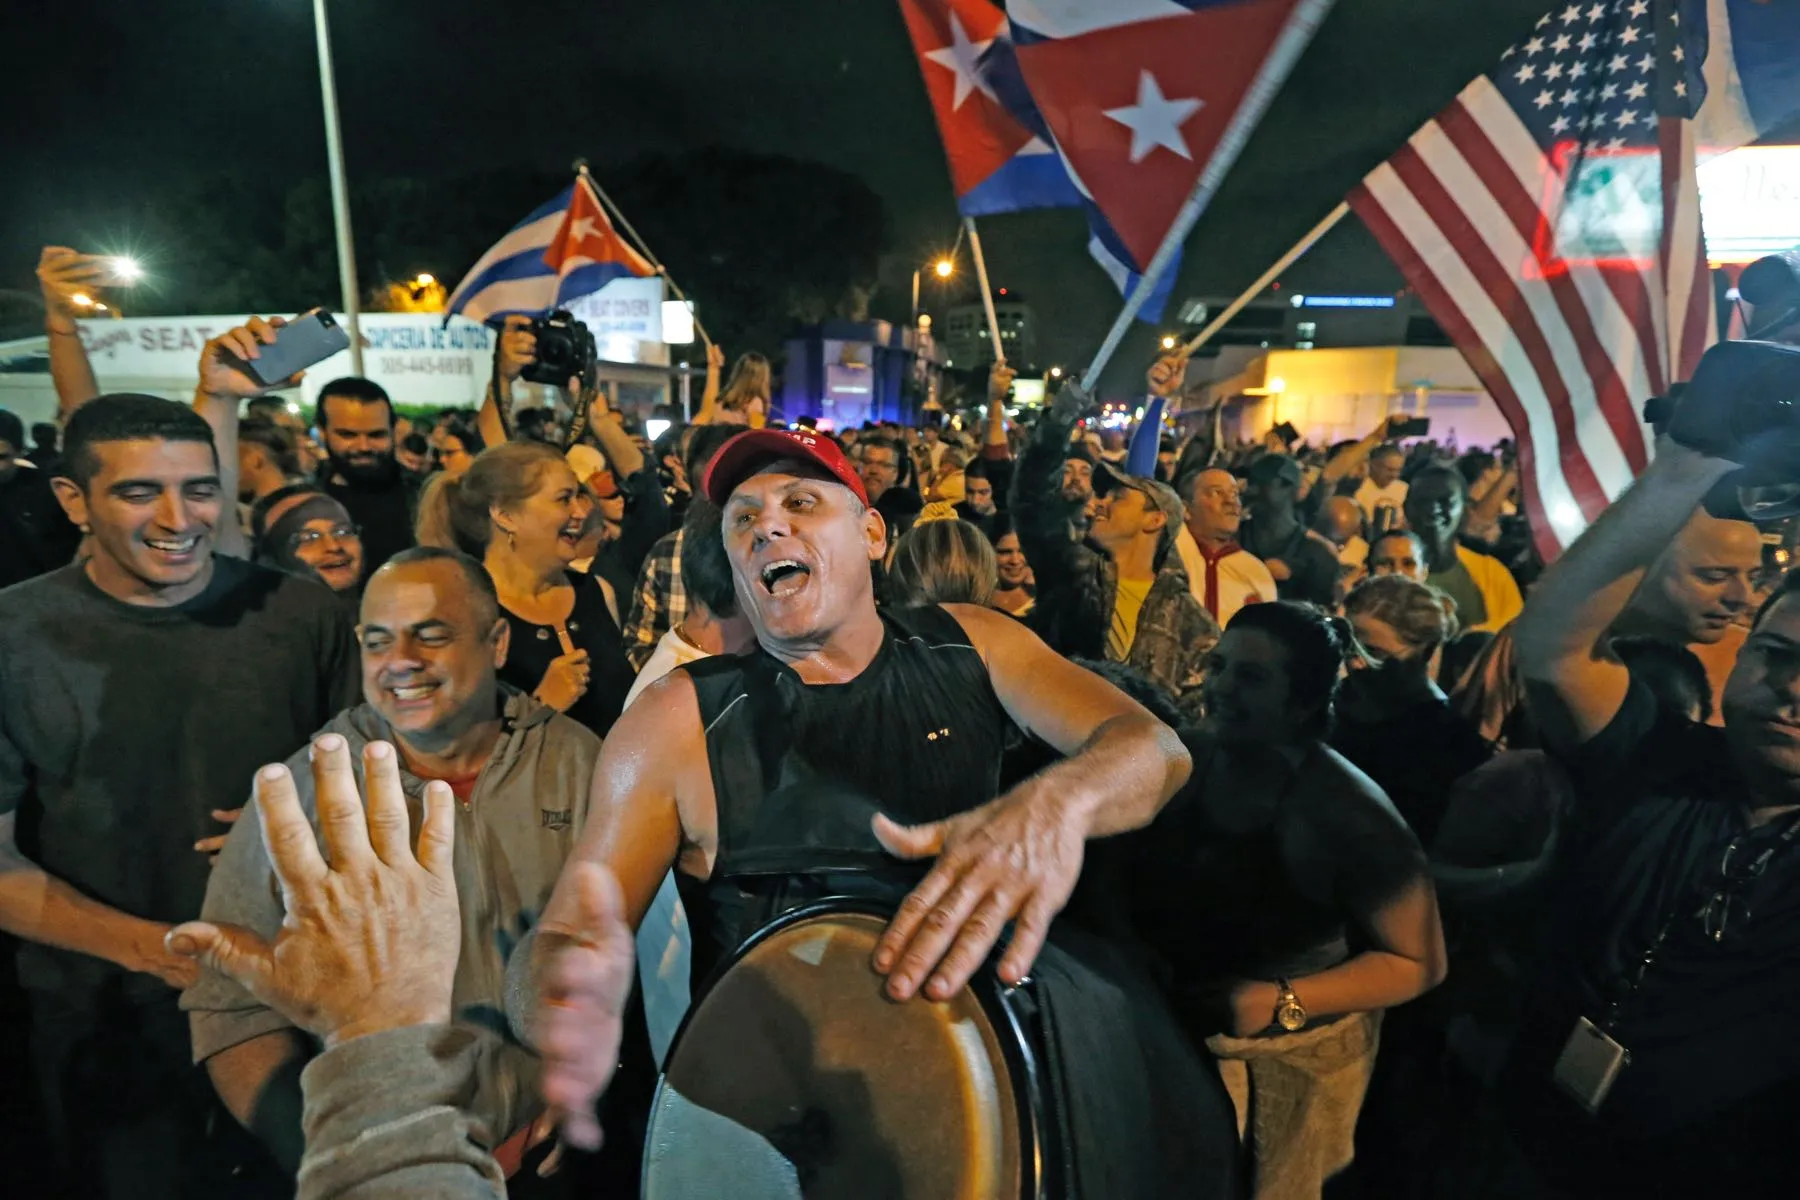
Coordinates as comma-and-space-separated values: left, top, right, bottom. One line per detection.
1008, 0, 1323, 293
900, 0, 1180, 321
444, 174, 655, 327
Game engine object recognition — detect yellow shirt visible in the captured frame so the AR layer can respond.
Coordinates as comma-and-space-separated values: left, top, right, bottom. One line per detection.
1109, 577, 1155, 660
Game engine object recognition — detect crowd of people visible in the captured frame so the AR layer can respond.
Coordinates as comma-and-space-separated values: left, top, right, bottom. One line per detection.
1, 241, 1798, 1199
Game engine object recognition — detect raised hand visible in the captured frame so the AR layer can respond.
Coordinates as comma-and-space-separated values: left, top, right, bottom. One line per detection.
198, 317, 295, 398
166, 735, 461, 1048
37, 247, 110, 327
1147, 352, 1188, 400
988, 363, 1017, 404
870, 777, 1088, 1002
498, 314, 539, 384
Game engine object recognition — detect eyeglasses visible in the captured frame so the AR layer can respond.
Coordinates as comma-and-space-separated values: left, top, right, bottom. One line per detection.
1699, 836, 1775, 943
288, 524, 362, 551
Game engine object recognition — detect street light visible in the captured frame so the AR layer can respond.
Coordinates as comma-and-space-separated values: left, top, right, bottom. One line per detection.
1160, 334, 1177, 351
1049, 366, 1063, 378
413, 273, 435, 288
913, 254, 956, 328
312, 0, 363, 374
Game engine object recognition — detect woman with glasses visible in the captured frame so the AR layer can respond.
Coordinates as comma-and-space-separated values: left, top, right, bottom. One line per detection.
250, 486, 365, 598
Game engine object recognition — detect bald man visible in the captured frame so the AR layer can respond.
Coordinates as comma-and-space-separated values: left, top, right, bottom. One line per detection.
1177, 468, 1278, 627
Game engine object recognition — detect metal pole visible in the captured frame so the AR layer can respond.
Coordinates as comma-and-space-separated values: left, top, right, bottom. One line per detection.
1077, 0, 1336, 391
312, 0, 362, 375
911, 268, 921, 329
1181, 201, 1350, 357
578, 164, 713, 347
963, 217, 1005, 367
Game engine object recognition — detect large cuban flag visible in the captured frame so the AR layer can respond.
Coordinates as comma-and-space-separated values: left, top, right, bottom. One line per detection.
445, 174, 655, 327
899, 0, 1181, 321
1007, 0, 1325, 311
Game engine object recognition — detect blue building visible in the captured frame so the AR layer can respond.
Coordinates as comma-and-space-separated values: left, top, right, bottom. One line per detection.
780, 319, 943, 430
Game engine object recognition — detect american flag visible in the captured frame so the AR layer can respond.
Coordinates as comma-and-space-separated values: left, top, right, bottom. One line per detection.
1349, 0, 1713, 560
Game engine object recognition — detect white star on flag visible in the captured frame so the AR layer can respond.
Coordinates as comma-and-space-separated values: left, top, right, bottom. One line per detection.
1517, 62, 1538, 83
569, 217, 597, 242
1628, 0, 1647, 15
1587, 3, 1605, 21
1104, 71, 1204, 163
1626, 80, 1648, 101
1621, 25, 1640, 44
1546, 62, 1566, 81
1609, 55, 1629, 73
1525, 36, 1546, 55
1553, 33, 1572, 52
1561, 5, 1582, 23
1637, 53, 1655, 72
1601, 82, 1619, 100
923, 13, 995, 111
1536, 89, 1555, 108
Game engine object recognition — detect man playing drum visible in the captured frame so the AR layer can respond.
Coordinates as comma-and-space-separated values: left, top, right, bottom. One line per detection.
528, 420, 1240, 1195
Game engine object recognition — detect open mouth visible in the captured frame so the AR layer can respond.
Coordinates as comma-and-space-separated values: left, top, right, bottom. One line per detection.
759, 558, 812, 597
144, 534, 202, 557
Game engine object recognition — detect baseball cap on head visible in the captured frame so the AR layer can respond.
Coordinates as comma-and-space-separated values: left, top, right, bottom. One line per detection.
702, 428, 869, 507
1093, 459, 1184, 563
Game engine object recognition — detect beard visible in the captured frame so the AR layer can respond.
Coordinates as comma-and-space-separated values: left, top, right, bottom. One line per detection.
330, 449, 395, 486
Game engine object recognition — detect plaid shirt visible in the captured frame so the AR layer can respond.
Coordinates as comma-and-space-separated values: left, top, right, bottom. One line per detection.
623, 527, 686, 672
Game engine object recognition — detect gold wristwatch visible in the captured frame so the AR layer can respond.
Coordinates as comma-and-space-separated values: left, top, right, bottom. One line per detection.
1273, 978, 1307, 1032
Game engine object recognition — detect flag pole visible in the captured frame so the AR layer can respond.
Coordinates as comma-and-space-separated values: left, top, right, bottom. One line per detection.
1077, 0, 1336, 392
573, 160, 714, 348
1181, 201, 1349, 357
963, 217, 1006, 366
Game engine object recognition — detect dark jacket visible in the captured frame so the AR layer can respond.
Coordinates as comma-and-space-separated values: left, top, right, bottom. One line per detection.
1011, 409, 1218, 719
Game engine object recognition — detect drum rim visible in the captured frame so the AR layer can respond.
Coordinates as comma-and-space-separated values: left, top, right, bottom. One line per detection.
640, 894, 1048, 1200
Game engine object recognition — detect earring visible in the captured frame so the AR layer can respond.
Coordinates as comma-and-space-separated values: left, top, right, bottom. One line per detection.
507, 530, 517, 551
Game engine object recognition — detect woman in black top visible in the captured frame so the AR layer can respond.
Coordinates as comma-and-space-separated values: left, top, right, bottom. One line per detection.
1126, 602, 1446, 1196
416, 440, 635, 737
1333, 574, 1493, 845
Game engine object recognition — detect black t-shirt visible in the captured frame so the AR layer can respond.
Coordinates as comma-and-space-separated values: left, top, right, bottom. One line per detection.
1123, 730, 1426, 1035
1514, 678, 1800, 1144
318, 463, 418, 580
499, 571, 634, 739
0, 464, 81, 590
0, 556, 359, 999
1239, 516, 1340, 606
1331, 696, 1492, 846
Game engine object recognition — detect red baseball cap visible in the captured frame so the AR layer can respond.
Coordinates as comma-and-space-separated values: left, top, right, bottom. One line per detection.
702, 428, 870, 507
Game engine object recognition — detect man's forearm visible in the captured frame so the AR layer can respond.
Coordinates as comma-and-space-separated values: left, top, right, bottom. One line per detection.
1045, 714, 1191, 838
1516, 442, 1734, 675
0, 853, 159, 971
47, 320, 100, 419
298, 1025, 507, 1200
208, 1031, 310, 1174
195, 388, 249, 557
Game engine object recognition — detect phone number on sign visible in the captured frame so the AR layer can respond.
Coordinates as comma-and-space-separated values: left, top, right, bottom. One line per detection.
378, 356, 475, 376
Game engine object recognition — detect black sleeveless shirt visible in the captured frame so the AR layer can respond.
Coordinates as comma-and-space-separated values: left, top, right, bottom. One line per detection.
676, 604, 1012, 980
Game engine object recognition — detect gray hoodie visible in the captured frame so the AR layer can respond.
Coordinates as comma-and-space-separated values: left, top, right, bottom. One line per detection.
184, 687, 601, 1150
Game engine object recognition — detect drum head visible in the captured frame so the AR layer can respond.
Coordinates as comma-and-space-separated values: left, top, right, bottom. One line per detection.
644, 909, 1024, 1199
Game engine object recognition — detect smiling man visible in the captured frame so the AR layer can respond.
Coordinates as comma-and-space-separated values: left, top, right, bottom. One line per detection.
312, 377, 417, 580
0, 393, 357, 1198
1509, 349, 1800, 1193
527, 427, 1241, 1195
185, 546, 600, 1180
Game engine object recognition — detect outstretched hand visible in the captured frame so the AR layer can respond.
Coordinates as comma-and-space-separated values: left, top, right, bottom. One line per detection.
166, 734, 461, 1049
531, 864, 637, 1152
870, 781, 1089, 1002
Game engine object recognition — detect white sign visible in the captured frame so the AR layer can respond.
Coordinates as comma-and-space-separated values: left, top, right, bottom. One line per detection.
661, 299, 695, 345
564, 277, 670, 366
1699, 145, 1800, 265
76, 313, 496, 412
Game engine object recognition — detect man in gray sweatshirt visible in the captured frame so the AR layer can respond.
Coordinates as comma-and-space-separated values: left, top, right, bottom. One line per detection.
168, 716, 635, 1198
182, 546, 602, 1176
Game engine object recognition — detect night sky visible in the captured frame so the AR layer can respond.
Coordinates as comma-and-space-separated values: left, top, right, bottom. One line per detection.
3, 0, 1552, 386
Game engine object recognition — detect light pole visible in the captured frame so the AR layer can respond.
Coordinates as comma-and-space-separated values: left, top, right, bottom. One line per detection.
313, 0, 363, 375
911, 256, 956, 328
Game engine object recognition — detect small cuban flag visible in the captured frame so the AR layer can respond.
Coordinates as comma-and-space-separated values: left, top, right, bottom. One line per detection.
445, 173, 655, 327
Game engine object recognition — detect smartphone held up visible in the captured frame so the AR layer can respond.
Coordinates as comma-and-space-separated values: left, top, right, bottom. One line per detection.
242, 309, 352, 387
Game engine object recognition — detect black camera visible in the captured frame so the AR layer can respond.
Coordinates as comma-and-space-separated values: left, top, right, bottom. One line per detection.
521, 309, 598, 386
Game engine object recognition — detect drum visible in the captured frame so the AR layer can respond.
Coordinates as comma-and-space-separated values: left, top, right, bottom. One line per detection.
641, 899, 1049, 1199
